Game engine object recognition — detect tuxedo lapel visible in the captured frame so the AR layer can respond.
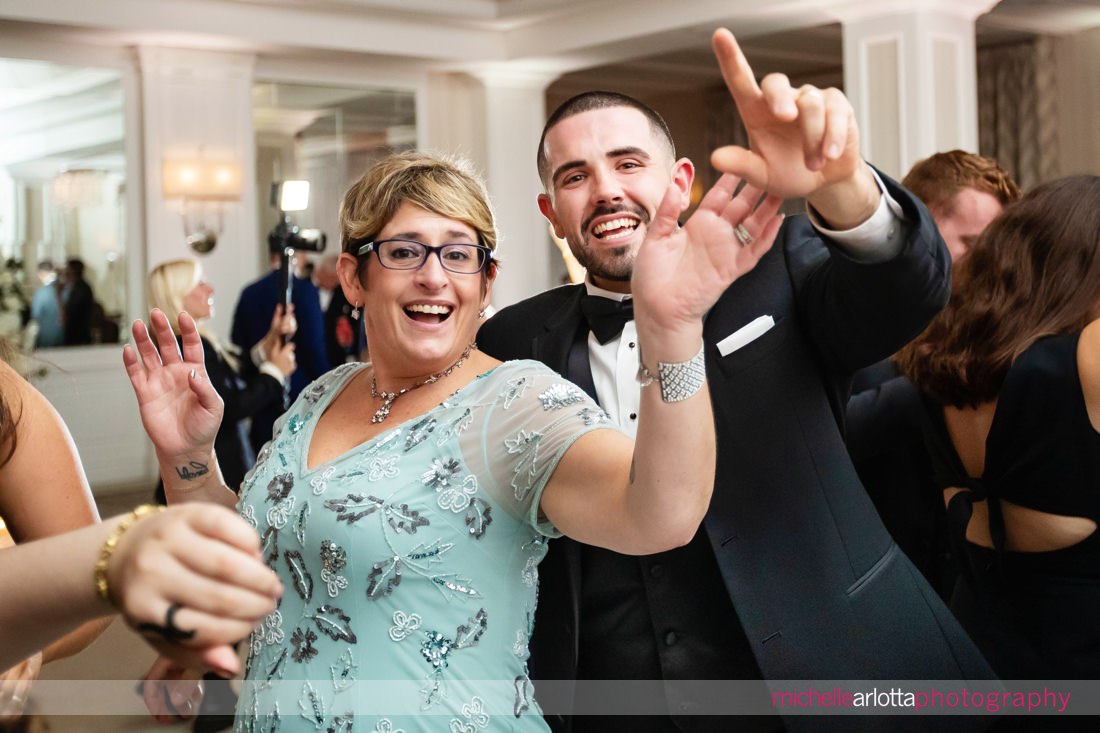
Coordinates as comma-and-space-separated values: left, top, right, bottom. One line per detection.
529, 285, 585, 376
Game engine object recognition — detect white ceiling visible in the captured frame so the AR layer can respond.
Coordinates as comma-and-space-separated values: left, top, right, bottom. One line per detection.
0, 0, 1097, 177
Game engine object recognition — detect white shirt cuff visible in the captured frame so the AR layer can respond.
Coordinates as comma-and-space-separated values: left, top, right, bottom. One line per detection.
251, 342, 266, 367
806, 166, 907, 263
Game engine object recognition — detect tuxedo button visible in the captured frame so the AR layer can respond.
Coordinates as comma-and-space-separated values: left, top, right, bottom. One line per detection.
629, 413, 637, 421
664, 631, 678, 646
649, 564, 663, 578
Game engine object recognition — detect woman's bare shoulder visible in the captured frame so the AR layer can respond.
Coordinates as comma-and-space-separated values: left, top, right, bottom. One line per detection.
1078, 319, 1100, 431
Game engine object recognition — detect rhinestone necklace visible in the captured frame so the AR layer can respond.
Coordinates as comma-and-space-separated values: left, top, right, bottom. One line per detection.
369, 342, 476, 423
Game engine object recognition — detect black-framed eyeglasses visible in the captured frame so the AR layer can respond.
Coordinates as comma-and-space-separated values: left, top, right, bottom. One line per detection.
357, 239, 493, 275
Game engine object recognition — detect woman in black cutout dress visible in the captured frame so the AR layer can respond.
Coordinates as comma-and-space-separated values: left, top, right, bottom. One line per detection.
897, 176, 1100, 689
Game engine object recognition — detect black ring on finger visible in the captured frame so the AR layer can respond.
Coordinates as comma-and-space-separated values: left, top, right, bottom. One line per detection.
136, 603, 197, 644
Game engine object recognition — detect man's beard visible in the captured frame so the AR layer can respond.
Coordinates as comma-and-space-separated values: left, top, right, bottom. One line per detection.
569, 203, 649, 282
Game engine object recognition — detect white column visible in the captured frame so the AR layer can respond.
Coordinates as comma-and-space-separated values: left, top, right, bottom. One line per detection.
422, 67, 559, 310
137, 46, 258, 340
839, 0, 999, 179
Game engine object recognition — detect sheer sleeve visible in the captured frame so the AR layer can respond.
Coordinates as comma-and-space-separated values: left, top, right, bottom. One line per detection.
465, 361, 621, 537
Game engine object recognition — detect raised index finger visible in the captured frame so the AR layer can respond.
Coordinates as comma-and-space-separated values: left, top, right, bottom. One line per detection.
712, 28, 761, 103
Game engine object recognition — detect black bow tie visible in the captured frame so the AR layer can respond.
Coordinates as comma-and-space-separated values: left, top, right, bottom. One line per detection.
580, 294, 634, 345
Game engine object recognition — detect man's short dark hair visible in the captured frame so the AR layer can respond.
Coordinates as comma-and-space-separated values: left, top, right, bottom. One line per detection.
537, 91, 676, 189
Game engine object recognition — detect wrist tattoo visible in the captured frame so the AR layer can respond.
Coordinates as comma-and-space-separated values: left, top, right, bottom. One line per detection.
175, 461, 210, 481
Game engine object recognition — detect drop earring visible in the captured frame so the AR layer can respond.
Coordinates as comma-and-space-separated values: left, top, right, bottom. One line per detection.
351, 302, 362, 320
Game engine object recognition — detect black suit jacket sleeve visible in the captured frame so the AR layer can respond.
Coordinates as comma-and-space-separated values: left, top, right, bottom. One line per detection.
784, 168, 951, 375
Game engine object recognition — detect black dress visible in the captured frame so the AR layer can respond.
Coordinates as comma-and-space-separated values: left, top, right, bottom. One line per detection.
919, 332, 1100, 680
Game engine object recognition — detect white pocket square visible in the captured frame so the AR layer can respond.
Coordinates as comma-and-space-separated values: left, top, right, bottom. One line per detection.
717, 315, 776, 356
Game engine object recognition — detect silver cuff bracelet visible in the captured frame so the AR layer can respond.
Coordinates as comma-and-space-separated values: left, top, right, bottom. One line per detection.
636, 342, 706, 403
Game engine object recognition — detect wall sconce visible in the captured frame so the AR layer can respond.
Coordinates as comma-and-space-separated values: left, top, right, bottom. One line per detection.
162, 156, 242, 254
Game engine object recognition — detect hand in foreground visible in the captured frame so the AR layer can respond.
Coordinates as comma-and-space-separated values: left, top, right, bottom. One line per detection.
0, 652, 41, 722
123, 310, 223, 461
632, 174, 783, 332
107, 503, 281, 674
139, 657, 205, 724
710, 27, 875, 220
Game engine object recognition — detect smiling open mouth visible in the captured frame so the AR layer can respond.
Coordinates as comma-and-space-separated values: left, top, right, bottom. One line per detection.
405, 303, 453, 324
592, 217, 639, 241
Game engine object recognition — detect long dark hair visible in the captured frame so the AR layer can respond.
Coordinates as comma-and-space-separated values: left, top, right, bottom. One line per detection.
898, 175, 1100, 407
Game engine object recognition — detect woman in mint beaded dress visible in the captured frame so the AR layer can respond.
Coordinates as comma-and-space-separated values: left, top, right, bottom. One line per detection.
123, 151, 782, 731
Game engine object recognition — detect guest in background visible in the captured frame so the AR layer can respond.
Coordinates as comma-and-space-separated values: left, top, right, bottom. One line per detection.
231, 249, 328, 454
148, 259, 296, 495
847, 152, 1020, 595
29, 261, 63, 349
896, 176, 1100, 692
314, 254, 360, 366
60, 259, 93, 346
901, 149, 1021, 263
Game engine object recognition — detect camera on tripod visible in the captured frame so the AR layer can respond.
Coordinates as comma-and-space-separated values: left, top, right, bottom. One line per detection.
267, 180, 327, 255
267, 180, 327, 309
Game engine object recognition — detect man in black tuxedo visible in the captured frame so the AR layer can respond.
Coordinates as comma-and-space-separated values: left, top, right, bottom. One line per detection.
478, 29, 994, 733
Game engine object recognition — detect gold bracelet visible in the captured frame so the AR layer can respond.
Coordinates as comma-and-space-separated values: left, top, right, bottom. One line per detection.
93, 504, 165, 606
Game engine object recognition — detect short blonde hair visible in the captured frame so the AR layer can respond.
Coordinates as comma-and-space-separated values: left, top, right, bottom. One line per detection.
147, 259, 201, 336
340, 151, 498, 264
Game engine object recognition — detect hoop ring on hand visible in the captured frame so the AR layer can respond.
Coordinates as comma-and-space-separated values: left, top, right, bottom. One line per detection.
734, 223, 755, 246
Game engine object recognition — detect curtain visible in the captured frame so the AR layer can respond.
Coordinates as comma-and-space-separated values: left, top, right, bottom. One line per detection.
978, 37, 1059, 191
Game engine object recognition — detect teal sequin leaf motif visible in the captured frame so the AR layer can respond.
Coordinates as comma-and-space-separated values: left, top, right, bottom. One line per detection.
430, 574, 481, 600
330, 648, 357, 693
288, 414, 305, 434
514, 675, 534, 718
311, 604, 357, 644
284, 549, 314, 602
325, 494, 385, 524
385, 502, 429, 534
266, 473, 294, 503
298, 681, 325, 728
505, 429, 543, 501
437, 408, 473, 444
260, 526, 279, 570
404, 416, 437, 451
576, 406, 609, 426
421, 458, 461, 491
367, 556, 403, 599
538, 383, 585, 411
265, 648, 288, 682
502, 376, 530, 409
465, 498, 492, 539
294, 503, 310, 545
327, 714, 354, 733
453, 608, 488, 650
407, 539, 454, 566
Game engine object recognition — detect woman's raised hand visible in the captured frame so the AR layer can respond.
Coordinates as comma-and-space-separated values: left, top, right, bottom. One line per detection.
123, 310, 223, 461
